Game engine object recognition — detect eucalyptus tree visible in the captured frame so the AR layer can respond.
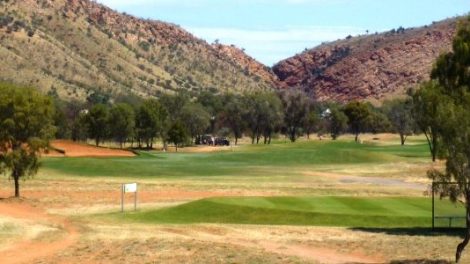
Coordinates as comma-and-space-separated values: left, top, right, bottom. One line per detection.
0, 83, 55, 197
343, 101, 371, 142
281, 90, 309, 142
85, 104, 109, 147
421, 17, 470, 262
181, 103, 211, 144
219, 94, 246, 145
109, 103, 135, 148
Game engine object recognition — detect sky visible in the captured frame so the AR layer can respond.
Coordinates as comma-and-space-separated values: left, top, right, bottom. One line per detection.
96, 0, 469, 66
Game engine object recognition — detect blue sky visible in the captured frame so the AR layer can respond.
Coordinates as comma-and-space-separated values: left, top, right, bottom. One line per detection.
97, 0, 469, 65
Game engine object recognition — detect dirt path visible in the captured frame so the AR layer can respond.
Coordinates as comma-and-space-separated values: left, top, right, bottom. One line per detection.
160, 227, 384, 264
0, 200, 79, 264
258, 241, 382, 264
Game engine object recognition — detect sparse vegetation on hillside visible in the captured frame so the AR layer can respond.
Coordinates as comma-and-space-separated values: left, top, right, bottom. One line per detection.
273, 18, 459, 102
0, 0, 274, 102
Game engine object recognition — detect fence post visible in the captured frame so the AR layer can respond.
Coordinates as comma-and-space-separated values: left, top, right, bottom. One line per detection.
432, 181, 435, 230
134, 188, 137, 211
121, 184, 124, 213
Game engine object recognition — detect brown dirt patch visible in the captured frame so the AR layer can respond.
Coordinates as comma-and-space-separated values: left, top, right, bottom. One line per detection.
0, 200, 79, 264
45, 140, 135, 158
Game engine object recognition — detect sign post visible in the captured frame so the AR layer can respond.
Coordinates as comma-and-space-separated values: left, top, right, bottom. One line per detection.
121, 183, 138, 212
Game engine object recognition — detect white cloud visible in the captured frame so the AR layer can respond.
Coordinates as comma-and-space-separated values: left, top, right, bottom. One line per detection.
95, 0, 362, 65
187, 26, 365, 65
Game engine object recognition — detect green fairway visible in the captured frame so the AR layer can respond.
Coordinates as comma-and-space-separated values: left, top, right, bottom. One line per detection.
42, 139, 430, 178
104, 196, 465, 228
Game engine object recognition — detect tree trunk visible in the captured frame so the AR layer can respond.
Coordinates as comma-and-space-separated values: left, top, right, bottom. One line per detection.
95, 138, 100, 147
14, 174, 20, 198
235, 137, 238, 145
456, 205, 470, 262
290, 128, 296, 142
400, 134, 407, 146
355, 133, 359, 143
175, 145, 178, 152
163, 141, 168, 152
431, 135, 437, 162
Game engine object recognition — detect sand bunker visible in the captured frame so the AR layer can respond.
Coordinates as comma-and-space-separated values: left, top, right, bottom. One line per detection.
45, 140, 135, 158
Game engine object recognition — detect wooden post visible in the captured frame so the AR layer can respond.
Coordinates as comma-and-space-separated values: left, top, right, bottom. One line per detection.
134, 188, 137, 211
121, 184, 124, 213
432, 182, 435, 230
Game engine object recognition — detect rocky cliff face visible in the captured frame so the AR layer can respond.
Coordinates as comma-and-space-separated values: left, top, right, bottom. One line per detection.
272, 19, 457, 102
0, 0, 274, 101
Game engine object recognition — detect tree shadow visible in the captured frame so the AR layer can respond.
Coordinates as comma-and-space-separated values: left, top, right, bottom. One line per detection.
389, 260, 451, 264
349, 227, 464, 238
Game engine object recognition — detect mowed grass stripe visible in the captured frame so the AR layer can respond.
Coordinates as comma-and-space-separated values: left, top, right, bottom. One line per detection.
105, 196, 465, 228
42, 140, 429, 178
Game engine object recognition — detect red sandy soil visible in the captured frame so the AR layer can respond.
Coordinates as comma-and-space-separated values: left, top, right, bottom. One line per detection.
0, 198, 383, 264
46, 140, 135, 158
0, 199, 79, 264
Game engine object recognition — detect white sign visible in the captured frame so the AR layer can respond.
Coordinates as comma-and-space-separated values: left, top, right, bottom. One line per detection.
123, 183, 137, 193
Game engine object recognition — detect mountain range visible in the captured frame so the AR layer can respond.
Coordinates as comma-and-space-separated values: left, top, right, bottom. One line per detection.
0, 0, 459, 103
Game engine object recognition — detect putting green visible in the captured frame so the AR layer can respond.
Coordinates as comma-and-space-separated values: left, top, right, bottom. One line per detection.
107, 196, 465, 228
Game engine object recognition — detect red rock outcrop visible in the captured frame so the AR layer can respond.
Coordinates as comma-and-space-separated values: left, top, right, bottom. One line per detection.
273, 19, 458, 102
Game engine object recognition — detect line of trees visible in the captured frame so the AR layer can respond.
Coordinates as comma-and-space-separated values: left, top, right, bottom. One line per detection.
51, 89, 420, 149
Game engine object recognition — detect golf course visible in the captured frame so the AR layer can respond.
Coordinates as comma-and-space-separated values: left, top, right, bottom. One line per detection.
0, 134, 466, 263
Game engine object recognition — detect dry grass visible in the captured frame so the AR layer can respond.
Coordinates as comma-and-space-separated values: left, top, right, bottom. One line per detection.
0, 135, 464, 263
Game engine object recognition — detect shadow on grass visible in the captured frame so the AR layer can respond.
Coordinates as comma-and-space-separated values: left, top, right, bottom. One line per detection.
389, 260, 451, 264
350, 227, 464, 238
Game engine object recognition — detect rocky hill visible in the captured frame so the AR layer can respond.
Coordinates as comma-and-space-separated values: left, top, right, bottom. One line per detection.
0, 0, 274, 101
212, 43, 280, 87
273, 19, 458, 102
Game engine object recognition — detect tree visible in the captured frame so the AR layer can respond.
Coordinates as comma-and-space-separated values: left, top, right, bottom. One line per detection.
0, 83, 55, 197
366, 110, 391, 135
196, 91, 223, 134
167, 121, 187, 152
160, 92, 190, 122
343, 101, 371, 142
422, 17, 470, 262
71, 111, 88, 142
85, 104, 109, 147
328, 108, 348, 140
243, 93, 265, 144
219, 95, 246, 145
304, 109, 320, 140
260, 93, 284, 144
383, 99, 414, 145
135, 99, 168, 149
281, 90, 309, 142
411, 81, 446, 162
109, 103, 135, 148
181, 103, 210, 144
